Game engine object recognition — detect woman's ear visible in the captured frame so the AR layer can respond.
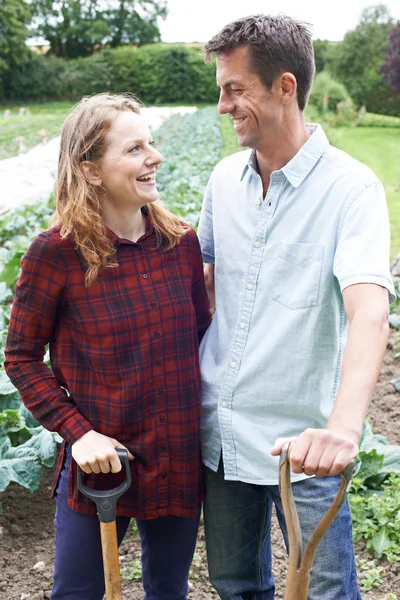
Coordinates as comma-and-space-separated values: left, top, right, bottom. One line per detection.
80, 161, 103, 187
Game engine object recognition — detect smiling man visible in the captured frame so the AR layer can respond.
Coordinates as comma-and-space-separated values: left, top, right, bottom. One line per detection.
198, 14, 395, 600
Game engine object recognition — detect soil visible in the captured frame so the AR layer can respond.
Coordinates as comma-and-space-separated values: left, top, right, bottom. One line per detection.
1, 331, 400, 600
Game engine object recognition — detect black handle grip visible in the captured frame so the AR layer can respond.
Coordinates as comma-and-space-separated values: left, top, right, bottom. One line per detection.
77, 448, 131, 522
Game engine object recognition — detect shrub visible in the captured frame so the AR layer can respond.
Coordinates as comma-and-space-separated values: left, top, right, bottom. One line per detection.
356, 112, 400, 128
309, 72, 350, 114
60, 52, 114, 99
2, 43, 218, 105
108, 44, 217, 105
4, 53, 67, 102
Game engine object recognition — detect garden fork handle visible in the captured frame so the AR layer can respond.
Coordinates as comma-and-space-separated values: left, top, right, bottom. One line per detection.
100, 521, 122, 600
279, 442, 355, 600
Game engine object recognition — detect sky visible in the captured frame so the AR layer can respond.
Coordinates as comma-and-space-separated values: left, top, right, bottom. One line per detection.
159, 0, 400, 43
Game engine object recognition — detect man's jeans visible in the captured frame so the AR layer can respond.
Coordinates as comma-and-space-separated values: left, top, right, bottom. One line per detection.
204, 461, 361, 600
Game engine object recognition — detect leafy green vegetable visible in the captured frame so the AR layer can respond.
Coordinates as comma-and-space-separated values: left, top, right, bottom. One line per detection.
350, 422, 400, 581
355, 422, 400, 489
0, 436, 42, 493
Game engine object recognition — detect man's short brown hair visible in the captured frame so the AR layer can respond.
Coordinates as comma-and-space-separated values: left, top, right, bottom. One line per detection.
204, 14, 315, 111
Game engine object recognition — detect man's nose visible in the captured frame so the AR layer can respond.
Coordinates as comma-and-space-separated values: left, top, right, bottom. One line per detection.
218, 91, 234, 115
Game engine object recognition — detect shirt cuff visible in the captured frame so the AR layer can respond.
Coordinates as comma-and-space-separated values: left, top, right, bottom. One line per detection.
340, 275, 396, 305
58, 414, 94, 445
202, 252, 215, 264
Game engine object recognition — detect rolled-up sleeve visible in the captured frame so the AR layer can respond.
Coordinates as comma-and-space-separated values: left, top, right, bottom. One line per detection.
333, 181, 396, 304
198, 173, 215, 264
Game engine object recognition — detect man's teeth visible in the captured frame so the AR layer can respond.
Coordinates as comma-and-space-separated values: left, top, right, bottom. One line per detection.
233, 118, 246, 125
137, 174, 155, 181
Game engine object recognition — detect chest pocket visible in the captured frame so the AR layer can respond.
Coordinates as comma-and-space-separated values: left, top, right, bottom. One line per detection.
272, 242, 324, 310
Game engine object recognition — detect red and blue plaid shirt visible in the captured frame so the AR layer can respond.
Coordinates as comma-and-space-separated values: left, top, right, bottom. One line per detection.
5, 218, 211, 519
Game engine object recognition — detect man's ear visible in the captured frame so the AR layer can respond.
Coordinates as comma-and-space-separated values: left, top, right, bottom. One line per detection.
80, 161, 103, 187
280, 72, 297, 105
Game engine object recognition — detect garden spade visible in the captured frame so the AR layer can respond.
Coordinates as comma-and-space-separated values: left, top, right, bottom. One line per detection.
78, 448, 131, 600
279, 443, 355, 600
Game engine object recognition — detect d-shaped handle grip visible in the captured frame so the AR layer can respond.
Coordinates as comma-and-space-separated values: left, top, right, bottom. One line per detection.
77, 448, 131, 523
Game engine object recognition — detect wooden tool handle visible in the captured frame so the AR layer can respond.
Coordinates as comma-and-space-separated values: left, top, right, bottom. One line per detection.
279, 443, 355, 600
100, 521, 122, 600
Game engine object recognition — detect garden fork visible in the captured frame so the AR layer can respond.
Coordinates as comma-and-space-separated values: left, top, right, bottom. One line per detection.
279, 443, 356, 600
78, 448, 131, 600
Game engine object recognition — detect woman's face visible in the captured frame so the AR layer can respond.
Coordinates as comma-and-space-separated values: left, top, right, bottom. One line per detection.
96, 111, 163, 210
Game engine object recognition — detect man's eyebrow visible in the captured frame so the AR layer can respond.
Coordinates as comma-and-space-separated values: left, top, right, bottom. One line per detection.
217, 79, 242, 89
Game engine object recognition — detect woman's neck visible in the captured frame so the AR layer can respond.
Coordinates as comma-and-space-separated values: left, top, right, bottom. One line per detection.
104, 206, 147, 242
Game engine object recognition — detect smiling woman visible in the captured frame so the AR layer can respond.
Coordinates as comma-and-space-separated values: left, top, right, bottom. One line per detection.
4, 92, 211, 600
80, 111, 162, 222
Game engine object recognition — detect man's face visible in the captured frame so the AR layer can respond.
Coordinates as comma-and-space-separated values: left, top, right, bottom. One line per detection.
216, 45, 282, 150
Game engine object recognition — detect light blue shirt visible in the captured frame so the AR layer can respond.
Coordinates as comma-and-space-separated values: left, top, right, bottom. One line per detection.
198, 124, 395, 485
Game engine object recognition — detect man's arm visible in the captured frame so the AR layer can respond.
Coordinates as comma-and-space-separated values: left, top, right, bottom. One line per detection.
204, 263, 216, 313
271, 282, 389, 477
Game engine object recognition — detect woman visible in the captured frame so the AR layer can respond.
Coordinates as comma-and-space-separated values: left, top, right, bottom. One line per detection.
5, 93, 211, 600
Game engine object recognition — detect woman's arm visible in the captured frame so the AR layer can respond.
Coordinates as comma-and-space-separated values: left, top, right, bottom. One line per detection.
4, 232, 93, 444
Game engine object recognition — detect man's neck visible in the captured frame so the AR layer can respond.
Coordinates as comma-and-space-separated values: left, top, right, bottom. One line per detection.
256, 120, 310, 196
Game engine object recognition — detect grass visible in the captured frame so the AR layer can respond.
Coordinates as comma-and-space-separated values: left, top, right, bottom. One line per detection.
335, 128, 400, 189
335, 127, 400, 258
220, 114, 400, 257
0, 101, 73, 160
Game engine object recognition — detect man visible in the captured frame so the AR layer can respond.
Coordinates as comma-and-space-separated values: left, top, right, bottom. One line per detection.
198, 14, 394, 600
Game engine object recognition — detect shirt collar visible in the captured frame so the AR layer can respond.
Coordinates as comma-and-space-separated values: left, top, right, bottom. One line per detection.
241, 124, 329, 188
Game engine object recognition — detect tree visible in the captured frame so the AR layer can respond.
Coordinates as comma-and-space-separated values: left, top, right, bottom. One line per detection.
0, 0, 31, 83
380, 22, 400, 190
31, 0, 168, 59
380, 21, 400, 96
327, 4, 399, 115
313, 39, 331, 73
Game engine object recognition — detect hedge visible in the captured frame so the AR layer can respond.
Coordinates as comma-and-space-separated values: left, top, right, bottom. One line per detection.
3, 44, 218, 105
357, 111, 400, 128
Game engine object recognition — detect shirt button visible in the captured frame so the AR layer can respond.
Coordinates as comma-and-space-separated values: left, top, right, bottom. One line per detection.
142, 273, 148, 279
221, 401, 227, 407
247, 283, 253, 290
230, 361, 236, 368
255, 198, 261, 205
158, 388, 164, 395
161, 445, 167, 452
154, 332, 160, 338
150, 302, 156, 308
156, 359, 161, 366
239, 322, 246, 329
254, 241, 260, 248
159, 416, 165, 423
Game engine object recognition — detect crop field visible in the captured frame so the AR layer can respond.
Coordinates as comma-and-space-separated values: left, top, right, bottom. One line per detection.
0, 102, 74, 161
0, 105, 400, 599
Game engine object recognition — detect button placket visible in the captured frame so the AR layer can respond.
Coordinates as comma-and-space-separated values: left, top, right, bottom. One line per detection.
218, 178, 278, 473
138, 252, 169, 493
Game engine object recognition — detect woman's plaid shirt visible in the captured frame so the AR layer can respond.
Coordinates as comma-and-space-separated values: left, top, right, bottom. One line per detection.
5, 221, 211, 519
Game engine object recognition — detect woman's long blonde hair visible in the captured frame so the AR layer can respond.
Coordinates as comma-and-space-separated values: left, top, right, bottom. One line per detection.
51, 93, 187, 285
